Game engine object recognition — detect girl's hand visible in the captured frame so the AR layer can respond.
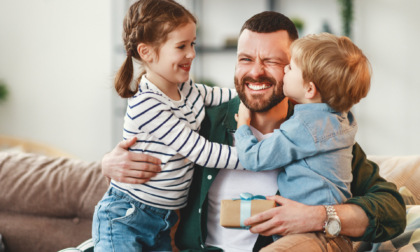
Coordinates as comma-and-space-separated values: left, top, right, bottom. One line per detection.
235, 102, 251, 128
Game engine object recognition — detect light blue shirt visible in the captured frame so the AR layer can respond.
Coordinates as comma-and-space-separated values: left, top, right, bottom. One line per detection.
234, 103, 356, 205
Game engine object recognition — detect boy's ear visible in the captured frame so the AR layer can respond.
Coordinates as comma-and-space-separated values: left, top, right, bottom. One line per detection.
137, 43, 153, 62
305, 81, 318, 99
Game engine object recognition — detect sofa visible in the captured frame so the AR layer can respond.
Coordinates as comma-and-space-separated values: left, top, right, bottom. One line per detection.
0, 150, 419, 252
0, 152, 108, 252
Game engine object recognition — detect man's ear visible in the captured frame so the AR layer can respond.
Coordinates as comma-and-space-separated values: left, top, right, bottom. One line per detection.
137, 43, 153, 62
305, 82, 318, 99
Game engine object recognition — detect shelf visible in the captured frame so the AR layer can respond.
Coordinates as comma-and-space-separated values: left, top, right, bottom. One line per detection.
195, 46, 237, 53
114, 45, 237, 55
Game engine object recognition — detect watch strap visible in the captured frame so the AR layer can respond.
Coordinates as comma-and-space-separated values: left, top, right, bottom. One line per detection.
324, 205, 337, 218
323, 205, 340, 238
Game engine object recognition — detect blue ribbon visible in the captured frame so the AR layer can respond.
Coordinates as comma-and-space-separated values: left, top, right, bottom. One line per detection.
233, 192, 266, 228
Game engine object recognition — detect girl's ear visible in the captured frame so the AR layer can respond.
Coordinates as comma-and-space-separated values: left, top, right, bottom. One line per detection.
137, 43, 153, 62
305, 81, 318, 99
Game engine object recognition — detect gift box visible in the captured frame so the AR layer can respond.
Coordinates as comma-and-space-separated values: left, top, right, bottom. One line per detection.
220, 193, 276, 229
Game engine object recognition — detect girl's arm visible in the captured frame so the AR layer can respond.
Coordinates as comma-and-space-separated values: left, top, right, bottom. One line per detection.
193, 82, 237, 107
126, 95, 242, 170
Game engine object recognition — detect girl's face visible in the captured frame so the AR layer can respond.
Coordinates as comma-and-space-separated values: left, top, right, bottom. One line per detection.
283, 57, 307, 103
146, 21, 196, 90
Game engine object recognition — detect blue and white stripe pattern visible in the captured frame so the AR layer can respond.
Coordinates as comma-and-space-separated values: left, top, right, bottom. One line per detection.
112, 75, 240, 210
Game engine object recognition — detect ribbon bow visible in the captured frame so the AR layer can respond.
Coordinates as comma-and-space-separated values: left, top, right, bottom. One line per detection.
233, 192, 266, 228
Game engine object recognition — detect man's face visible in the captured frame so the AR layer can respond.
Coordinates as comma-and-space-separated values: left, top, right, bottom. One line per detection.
235, 29, 292, 112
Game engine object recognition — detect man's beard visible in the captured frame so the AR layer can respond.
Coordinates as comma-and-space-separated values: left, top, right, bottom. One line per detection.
234, 75, 285, 112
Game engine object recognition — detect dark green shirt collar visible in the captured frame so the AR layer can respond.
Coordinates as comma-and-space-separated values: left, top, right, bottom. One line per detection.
221, 96, 295, 133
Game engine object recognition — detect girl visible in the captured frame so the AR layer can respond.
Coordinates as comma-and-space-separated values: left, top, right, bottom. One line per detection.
92, 0, 240, 251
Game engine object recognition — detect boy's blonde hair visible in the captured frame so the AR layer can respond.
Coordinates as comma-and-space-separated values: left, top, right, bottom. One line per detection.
290, 33, 371, 112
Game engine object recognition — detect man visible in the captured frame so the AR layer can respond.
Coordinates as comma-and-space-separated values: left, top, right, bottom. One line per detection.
102, 11, 406, 251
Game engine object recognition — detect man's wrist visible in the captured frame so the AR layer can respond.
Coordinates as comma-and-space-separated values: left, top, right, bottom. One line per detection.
305, 205, 328, 232
317, 205, 328, 231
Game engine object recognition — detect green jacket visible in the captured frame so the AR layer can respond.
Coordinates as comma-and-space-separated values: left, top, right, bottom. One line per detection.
175, 97, 406, 251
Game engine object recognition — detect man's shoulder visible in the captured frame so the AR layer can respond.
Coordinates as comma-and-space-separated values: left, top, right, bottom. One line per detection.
204, 96, 239, 122
206, 96, 239, 112
200, 96, 239, 142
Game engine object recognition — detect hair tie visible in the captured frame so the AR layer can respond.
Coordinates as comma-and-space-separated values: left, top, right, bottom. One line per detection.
127, 49, 132, 57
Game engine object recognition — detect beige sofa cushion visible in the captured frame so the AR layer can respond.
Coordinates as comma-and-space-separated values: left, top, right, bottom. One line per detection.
368, 155, 420, 204
0, 152, 108, 218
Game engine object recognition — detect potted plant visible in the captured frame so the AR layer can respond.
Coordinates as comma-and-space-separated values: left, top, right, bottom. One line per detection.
291, 17, 305, 36
338, 0, 353, 38
0, 80, 8, 103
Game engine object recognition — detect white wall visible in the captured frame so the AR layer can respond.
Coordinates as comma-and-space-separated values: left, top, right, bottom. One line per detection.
352, 0, 420, 155
0, 0, 113, 161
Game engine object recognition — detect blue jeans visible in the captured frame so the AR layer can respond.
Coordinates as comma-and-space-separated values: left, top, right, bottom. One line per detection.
92, 187, 178, 252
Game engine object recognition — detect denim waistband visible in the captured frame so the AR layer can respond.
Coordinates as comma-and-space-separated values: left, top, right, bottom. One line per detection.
108, 186, 173, 218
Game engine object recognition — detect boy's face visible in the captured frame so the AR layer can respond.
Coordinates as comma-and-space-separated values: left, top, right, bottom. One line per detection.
283, 57, 307, 103
234, 29, 291, 112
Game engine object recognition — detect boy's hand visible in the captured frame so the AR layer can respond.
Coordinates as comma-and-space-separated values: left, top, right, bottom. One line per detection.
234, 102, 251, 128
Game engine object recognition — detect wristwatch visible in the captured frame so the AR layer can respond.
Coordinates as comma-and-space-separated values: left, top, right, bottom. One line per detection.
323, 205, 341, 238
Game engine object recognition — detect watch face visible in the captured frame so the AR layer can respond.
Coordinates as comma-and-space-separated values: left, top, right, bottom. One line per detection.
327, 220, 341, 235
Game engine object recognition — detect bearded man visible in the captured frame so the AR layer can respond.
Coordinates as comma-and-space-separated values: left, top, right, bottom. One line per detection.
101, 11, 405, 252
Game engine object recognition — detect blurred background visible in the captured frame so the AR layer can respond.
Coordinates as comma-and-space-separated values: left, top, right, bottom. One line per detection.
0, 0, 419, 161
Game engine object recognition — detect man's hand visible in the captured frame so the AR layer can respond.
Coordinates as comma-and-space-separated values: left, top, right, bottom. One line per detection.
101, 137, 162, 184
243, 195, 325, 236
235, 102, 251, 128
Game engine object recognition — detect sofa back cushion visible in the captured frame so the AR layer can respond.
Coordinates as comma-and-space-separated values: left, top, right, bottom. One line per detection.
0, 152, 108, 218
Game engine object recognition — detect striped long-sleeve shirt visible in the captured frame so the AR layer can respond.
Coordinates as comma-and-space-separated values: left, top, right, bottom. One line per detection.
112, 75, 241, 209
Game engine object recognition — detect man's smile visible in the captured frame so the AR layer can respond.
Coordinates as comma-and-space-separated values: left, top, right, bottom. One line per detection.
246, 83, 272, 91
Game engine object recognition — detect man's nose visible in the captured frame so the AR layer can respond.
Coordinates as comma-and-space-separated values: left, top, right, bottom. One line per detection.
249, 62, 265, 77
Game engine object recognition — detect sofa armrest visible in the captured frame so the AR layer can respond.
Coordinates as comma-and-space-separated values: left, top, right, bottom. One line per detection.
368, 155, 420, 204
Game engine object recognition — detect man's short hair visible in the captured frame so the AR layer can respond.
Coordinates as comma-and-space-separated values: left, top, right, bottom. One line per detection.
240, 11, 298, 41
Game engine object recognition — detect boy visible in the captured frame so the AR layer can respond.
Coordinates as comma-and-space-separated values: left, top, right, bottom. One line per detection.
234, 32, 371, 250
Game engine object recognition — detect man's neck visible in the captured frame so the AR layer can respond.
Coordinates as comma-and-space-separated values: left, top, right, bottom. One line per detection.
250, 98, 289, 135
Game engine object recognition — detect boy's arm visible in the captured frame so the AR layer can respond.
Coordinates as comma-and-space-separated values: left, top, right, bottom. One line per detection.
235, 102, 251, 128
234, 118, 317, 171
